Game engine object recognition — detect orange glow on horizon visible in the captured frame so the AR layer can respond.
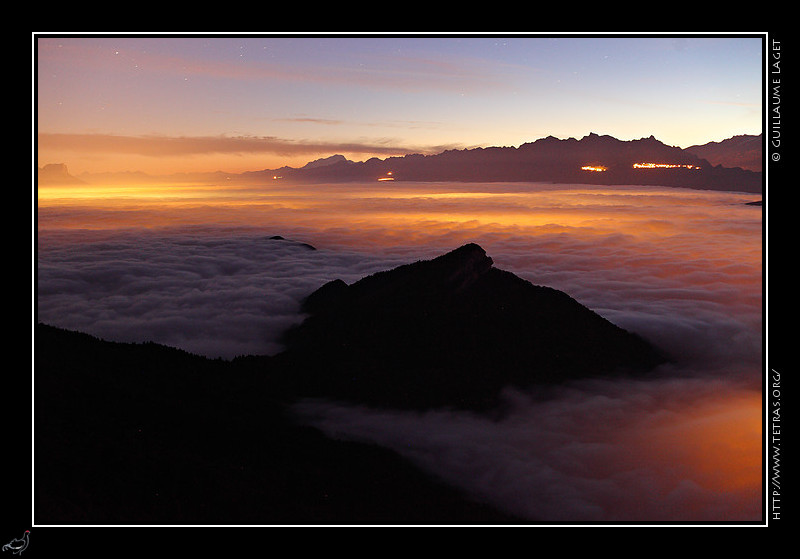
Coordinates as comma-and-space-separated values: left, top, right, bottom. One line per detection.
36, 181, 762, 240
36, 182, 763, 287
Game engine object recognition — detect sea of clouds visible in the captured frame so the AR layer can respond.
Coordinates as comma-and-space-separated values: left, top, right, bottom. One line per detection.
35, 182, 763, 522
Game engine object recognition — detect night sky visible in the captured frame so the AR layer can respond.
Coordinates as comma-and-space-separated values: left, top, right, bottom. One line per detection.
36, 34, 762, 176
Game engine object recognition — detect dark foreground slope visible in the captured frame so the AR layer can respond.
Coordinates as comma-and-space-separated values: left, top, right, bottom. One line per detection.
34, 324, 522, 525
34, 243, 667, 524
280, 243, 667, 411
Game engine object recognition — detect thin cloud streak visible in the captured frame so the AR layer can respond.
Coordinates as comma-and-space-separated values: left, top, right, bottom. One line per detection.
275, 117, 447, 131
37, 38, 512, 94
37, 132, 454, 159
275, 117, 346, 125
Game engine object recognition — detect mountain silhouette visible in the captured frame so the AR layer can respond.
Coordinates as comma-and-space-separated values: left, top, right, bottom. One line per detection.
46, 133, 762, 193
685, 134, 763, 172
34, 323, 523, 524
37, 163, 85, 185
241, 133, 762, 193
280, 243, 667, 411
301, 153, 354, 169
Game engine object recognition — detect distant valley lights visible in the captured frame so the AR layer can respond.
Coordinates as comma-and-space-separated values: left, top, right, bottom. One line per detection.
581, 163, 701, 172
632, 162, 701, 170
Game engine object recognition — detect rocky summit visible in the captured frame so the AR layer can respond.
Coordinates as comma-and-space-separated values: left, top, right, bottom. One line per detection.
280, 243, 668, 411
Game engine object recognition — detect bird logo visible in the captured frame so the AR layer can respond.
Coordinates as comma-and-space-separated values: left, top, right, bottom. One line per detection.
2, 531, 29, 555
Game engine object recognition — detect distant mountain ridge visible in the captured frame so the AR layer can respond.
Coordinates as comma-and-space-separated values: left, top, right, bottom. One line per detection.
301, 154, 352, 169
38, 133, 763, 192
685, 134, 763, 172
276, 133, 760, 192
37, 163, 85, 185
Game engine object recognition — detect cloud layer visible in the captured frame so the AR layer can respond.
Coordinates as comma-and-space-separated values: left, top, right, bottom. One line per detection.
37, 228, 411, 358
35, 182, 763, 522
295, 375, 761, 522
37, 132, 452, 161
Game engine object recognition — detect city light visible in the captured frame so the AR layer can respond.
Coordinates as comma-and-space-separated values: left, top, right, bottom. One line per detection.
632, 163, 701, 169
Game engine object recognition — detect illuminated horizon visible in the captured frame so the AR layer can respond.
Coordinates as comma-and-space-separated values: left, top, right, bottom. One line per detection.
35, 34, 764, 176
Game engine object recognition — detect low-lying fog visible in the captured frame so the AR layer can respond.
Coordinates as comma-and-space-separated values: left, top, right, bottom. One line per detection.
36, 181, 763, 522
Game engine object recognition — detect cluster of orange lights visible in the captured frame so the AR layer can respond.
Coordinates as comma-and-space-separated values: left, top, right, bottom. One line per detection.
632, 163, 701, 170
581, 163, 701, 172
